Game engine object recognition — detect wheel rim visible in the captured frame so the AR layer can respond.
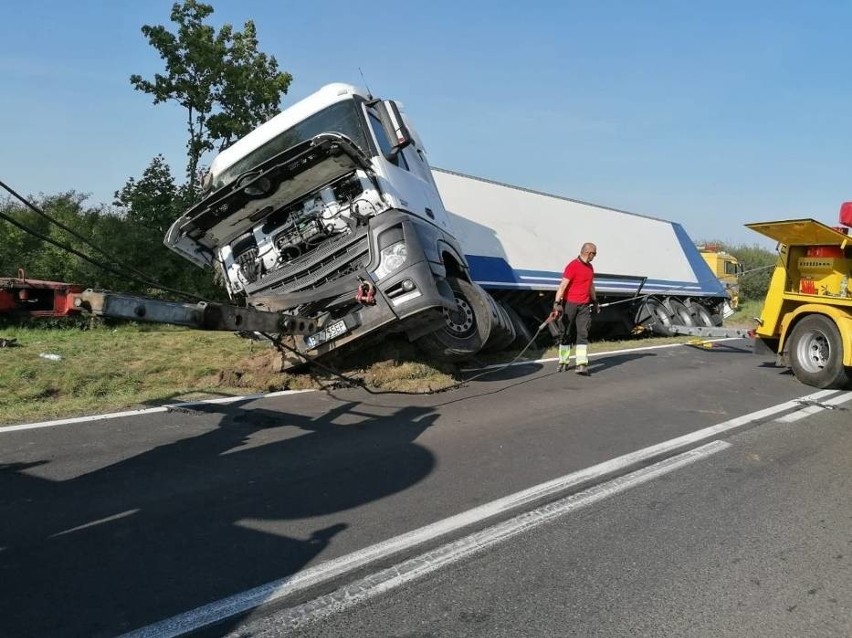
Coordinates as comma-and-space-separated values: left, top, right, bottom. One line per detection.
653, 305, 672, 327
795, 330, 831, 373
443, 295, 475, 337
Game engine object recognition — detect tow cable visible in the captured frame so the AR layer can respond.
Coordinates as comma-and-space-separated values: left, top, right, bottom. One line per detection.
262, 312, 559, 397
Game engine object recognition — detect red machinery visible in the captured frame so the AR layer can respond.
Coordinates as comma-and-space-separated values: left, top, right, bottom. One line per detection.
0, 269, 84, 318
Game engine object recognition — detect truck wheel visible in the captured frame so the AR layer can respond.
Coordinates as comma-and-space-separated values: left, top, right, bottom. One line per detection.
500, 301, 535, 348
481, 296, 517, 353
639, 299, 675, 336
788, 315, 851, 389
665, 298, 695, 326
691, 303, 715, 327
415, 276, 493, 361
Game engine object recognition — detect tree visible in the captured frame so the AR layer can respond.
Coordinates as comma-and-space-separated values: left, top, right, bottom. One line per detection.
130, 0, 292, 188
112, 156, 225, 300
727, 243, 778, 302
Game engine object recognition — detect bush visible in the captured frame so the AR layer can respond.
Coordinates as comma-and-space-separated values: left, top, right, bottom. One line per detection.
726, 243, 778, 302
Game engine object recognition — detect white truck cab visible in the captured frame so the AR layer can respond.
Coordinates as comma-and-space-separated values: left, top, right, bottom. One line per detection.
164, 83, 473, 366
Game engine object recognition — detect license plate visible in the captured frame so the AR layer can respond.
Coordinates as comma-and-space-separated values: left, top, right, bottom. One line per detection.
304, 319, 348, 349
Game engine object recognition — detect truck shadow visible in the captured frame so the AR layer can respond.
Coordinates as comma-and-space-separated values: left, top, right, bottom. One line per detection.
0, 399, 438, 637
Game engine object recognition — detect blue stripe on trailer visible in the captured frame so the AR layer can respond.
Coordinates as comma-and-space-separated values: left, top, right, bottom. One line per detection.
466, 254, 723, 296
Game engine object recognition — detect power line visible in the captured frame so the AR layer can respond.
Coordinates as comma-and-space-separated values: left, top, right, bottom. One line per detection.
0, 179, 208, 301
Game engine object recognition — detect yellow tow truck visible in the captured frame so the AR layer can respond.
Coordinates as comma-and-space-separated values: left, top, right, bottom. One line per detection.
667, 205, 852, 389
746, 211, 852, 389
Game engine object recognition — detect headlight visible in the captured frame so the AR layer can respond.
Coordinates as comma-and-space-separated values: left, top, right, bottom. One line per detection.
373, 241, 408, 280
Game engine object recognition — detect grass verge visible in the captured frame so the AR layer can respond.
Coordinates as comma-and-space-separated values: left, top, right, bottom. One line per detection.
1, 323, 722, 427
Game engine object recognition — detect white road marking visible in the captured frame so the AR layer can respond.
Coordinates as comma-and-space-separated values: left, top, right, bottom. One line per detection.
232, 442, 733, 636
50, 509, 140, 537
774, 391, 852, 423
0, 390, 314, 433
120, 389, 837, 638
461, 338, 747, 372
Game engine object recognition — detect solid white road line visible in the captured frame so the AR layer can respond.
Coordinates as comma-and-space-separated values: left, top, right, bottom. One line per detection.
120, 389, 837, 638
0, 390, 314, 433
461, 337, 747, 372
236, 441, 733, 636
774, 390, 852, 423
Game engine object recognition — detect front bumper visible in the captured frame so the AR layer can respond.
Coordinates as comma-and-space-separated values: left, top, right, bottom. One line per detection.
253, 210, 463, 363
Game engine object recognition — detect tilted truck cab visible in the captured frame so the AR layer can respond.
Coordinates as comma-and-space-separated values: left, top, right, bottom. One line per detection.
164, 83, 471, 367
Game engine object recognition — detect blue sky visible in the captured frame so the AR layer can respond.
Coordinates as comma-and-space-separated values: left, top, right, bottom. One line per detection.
3, 1, 852, 247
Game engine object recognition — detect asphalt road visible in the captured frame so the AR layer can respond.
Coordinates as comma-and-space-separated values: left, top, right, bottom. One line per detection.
1, 340, 849, 637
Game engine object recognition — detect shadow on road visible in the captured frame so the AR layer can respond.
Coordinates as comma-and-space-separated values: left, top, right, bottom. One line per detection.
0, 399, 438, 637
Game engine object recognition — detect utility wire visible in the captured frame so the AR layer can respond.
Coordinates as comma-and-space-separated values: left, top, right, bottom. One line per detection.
0, 179, 208, 301
0, 208, 162, 286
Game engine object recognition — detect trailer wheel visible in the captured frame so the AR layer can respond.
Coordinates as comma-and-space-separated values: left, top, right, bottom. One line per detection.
691, 303, 715, 327
640, 299, 675, 336
415, 276, 493, 361
665, 298, 695, 327
787, 315, 851, 389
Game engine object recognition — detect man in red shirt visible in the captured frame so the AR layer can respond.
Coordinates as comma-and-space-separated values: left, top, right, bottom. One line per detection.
552, 242, 599, 375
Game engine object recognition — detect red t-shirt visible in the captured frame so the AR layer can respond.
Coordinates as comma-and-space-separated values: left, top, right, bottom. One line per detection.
560, 258, 595, 304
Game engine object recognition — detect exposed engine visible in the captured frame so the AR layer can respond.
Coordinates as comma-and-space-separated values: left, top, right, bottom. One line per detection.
218, 173, 384, 295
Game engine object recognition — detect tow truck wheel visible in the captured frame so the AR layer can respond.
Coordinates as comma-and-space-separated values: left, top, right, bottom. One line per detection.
788, 315, 851, 389
415, 276, 493, 361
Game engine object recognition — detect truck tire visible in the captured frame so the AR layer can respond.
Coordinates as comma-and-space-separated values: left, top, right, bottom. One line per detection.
415, 276, 493, 361
500, 301, 535, 348
481, 296, 517, 353
690, 303, 715, 327
639, 298, 675, 336
787, 315, 851, 389
665, 298, 695, 326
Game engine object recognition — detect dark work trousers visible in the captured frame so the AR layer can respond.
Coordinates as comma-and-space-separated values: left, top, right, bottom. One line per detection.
558, 302, 592, 346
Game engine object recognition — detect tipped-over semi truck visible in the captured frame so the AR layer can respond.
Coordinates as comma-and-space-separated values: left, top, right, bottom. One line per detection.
157, 82, 730, 368
26, 82, 850, 389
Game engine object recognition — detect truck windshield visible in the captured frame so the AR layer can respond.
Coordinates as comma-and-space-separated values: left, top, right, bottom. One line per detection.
213, 99, 371, 190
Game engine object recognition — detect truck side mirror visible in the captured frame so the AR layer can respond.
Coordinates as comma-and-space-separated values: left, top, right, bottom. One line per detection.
376, 100, 412, 160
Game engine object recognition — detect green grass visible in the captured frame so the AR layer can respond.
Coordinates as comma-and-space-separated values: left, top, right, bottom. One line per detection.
0, 323, 717, 427
0, 324, 319, 425
726, 299, 764, 327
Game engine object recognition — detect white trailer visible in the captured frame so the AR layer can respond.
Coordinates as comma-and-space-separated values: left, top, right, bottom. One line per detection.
432, 168, 730, 341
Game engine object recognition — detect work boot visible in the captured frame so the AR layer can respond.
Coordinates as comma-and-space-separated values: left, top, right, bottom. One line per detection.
557, 363, 566, 372
575, 364, 589, 376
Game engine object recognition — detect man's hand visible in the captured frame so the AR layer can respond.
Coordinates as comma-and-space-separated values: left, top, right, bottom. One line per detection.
592, 301, 601, 314
548, 302, 563, 323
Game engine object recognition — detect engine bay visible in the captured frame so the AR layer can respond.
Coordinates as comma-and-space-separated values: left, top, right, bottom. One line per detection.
218, 173, 385, 295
